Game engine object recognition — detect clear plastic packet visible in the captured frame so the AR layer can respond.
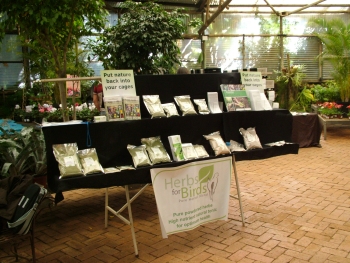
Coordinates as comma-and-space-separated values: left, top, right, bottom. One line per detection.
193, 144, 210, 158
193, 99, 210, 114
141, 136, 171, 164
203, 131, 230, 156
116, 166, 136, 171
77, 148, 104, 174
143, 95, 166, 118
265, 141, 286, 147
161, 102, 180, 117
104, 167, 121, 173
174, 95, 197, 116
181, 143, 198, 160
228, 140, 246, 152
127, 144, 152, 168
239, 127, 263, 150
52, 143, 84, 179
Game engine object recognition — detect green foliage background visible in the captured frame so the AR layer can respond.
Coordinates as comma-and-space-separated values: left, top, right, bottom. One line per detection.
89, 1, 193, 74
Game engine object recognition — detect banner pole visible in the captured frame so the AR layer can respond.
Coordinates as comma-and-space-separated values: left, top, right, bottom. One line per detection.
231, 155, 245, 226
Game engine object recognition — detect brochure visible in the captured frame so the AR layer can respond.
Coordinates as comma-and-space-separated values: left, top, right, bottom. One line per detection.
123, 96, 141, 120
104, 96, 124, 121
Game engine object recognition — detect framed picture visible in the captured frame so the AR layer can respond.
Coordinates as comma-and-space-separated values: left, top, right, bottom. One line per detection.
66, 74, 81, 98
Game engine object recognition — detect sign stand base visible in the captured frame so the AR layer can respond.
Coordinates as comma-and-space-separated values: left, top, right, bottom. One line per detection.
230, 155, 245, 226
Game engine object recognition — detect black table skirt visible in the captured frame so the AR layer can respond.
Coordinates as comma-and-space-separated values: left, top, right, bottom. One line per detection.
292, 114, 321, 148
43, 109, 298, 198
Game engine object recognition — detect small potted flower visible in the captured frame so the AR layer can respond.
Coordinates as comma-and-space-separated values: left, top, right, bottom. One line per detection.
13, 105, 24, 122
318, 102, 343, 118
347, 105, 350, 119
74, 103, 99, 122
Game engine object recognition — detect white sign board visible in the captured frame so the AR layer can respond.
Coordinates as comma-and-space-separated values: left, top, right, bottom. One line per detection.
151, 156, 232, 238
240, 71, 264, 93
100, 70, 136, 97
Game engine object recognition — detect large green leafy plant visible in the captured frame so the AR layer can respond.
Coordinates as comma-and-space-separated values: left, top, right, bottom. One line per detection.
311, 81, 341, 103
0, 127, 46, 178
308, 18, 350, 102
90, 0, 198, 74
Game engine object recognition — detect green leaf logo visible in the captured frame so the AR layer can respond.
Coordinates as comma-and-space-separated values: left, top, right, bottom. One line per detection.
198, 165, 214, 184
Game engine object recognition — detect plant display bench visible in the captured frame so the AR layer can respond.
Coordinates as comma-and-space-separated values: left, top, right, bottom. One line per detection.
318, 114, 350, 140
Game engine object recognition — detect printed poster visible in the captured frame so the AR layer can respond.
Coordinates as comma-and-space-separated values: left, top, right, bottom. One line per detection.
151, 156, 232, 238
240, 71, 264, 93
100, 70, 136, 98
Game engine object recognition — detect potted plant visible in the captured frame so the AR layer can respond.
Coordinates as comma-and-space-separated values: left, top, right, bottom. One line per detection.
274, 56, 306, 110
289, 86, 315, 112
13, 105, 25, 122
309, 18, 350, 102
74, 103, 100, 122
318, 102, 343, 118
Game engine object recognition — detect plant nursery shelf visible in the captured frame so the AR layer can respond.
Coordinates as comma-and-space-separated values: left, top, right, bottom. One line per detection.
318, 114, 350, 140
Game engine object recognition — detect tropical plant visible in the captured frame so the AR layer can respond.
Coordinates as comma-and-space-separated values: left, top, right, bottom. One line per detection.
0, 0, 108, 121
274, 55, 306, 109
308, 18, 350, 102
310, 81, 341, 103
289, 86, 314, 112
0, 127, 46, 178
89, 0, 201, 74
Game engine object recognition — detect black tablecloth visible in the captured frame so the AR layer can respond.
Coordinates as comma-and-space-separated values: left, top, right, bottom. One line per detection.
42, 110, 298, 196
291, 114, 321, 148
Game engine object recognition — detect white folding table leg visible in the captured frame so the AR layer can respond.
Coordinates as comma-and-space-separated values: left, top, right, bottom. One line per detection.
125, 185, 138, 257
105, 187, 109, 228
230, 155, 245, 226
104, 184, 150, 256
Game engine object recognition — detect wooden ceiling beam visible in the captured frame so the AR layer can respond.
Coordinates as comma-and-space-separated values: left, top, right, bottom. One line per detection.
285, 0, 326, 16
198, 0, 232, 35
263, 0, 280, 16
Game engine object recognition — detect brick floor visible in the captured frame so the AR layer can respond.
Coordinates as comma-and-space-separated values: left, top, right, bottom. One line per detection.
1, 126, 350, 262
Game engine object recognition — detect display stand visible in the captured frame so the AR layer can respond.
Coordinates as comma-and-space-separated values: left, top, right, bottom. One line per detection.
231, 155, 245, 226
103, 156, 245, 253
39, 73, 300, 256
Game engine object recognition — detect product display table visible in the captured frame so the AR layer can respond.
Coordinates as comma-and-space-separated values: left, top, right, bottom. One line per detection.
42, 110, 298, 256
318, 115, 350, 140
42, 110, 298, 198
291, 113, 321, 147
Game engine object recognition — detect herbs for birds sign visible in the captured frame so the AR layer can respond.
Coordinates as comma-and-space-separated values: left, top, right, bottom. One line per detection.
100, 70, 136, 97
150, 156, 232, 238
